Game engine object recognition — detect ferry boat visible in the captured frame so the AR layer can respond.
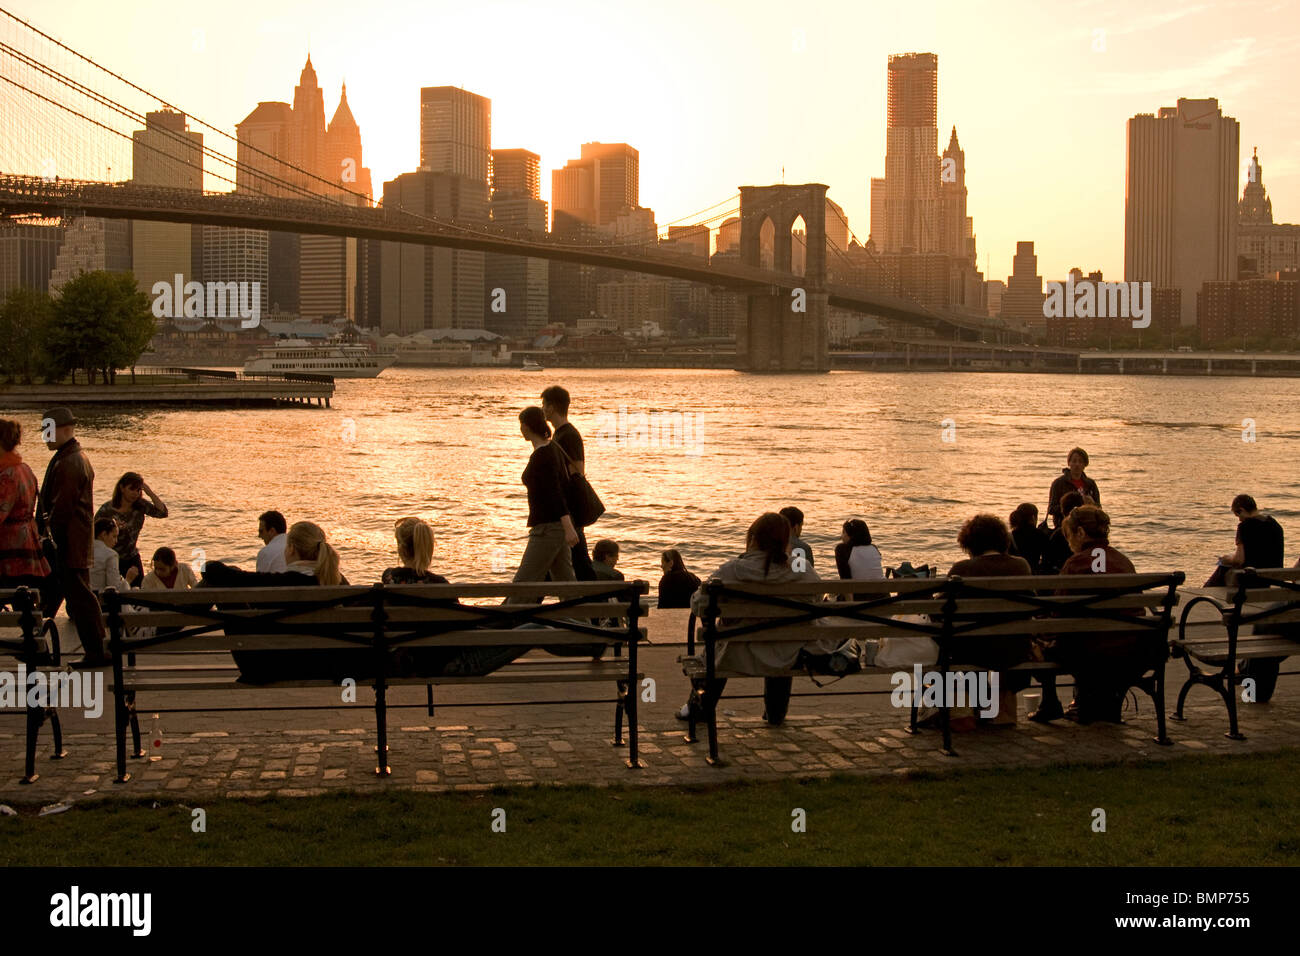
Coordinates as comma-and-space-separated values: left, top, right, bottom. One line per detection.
244, 340, 395, 378
520, 359, 545, 372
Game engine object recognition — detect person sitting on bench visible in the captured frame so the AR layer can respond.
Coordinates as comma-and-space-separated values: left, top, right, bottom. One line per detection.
676, 511, 838, 725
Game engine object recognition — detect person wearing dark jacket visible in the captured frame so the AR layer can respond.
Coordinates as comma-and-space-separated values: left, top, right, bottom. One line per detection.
35, 407, 108, 666
1033, 506, 1154, 724
513, 406, 579, 585
944, 514, 1034, 724
657, 549, 701, 609
1046, 447, 1100, 527
1040, 491, 1085, 574
1008, 503, 1049, 573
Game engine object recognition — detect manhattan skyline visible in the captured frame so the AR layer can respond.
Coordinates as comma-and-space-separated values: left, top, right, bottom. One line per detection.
4, 0, 1298, 286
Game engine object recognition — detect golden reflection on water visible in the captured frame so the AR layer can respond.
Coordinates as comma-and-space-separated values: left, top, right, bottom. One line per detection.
6, 368, 1299, 586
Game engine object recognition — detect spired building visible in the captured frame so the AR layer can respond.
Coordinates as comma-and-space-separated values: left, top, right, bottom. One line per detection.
1238, 148, 1300, 278
1125, 97, 1240, 327
218, 57, 372, 319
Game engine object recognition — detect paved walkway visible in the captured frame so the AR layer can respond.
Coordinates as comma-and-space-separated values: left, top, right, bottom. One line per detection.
2, 608, 1297, 802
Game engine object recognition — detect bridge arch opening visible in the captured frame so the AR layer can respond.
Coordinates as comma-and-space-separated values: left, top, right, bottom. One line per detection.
790, 214, 807, 277
758, 217, 775, 271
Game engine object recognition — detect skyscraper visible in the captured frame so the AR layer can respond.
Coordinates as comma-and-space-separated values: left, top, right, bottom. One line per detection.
420, 87, 491, 183
552, 142, 639, 228
1000, 241, 1045, 336
1125, 97, 1240, 326
379, 170, 488, 332
131, 110, 202, 301
490, 148, 540, 200
882, 53, 939, 254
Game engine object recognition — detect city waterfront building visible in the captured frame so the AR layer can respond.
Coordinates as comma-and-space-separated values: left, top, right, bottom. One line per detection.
0, 221, 64, 296
131, 110, 202, 301
1125, 97, 1240, 327
552, 142, 639, 228
420, 87, 491, 184
1000, 241, 1045, 336
1238, 148, 1300, 278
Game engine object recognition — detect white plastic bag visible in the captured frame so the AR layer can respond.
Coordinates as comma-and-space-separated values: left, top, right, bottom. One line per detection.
874, 614, 939, 669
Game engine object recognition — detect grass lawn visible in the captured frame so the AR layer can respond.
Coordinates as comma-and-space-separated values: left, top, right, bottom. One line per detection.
3, 750, 1297, 866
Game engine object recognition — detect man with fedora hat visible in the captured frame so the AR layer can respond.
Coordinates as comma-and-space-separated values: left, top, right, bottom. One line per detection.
36, 407, 108, 667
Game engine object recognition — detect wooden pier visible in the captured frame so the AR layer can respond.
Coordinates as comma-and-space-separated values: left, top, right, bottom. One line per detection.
0, 367, 334, 408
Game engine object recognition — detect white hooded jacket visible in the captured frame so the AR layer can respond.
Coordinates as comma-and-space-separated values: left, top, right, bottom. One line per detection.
690, 550, 842, 675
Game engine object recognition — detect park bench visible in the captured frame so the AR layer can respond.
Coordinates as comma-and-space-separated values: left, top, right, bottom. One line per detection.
1173, 567, 1300, 739
100, 580, 650, 783
681, 573, 1184, 764
0, 586, 67, 784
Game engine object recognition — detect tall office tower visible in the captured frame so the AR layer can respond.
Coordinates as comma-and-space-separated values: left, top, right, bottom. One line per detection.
231, 99, 293, 313
420, 87, 491, 183
869, 177, 887, 249
551, 142, 639, 228
201, 227, 269, 315
491, 148, 540, 199
301, 83, 373, 320
1125, 97, 1239, 326
379, 170, 488, 333
999, 241, 1045, 337
882, 53, 940, 254
1238, 148, 1300, 278
289, 56, 327, 193
549, 211, 600, 325
486, 193, 549, 337
485, 147, 546, 336
0, 222, 64, 296
131, 111, 203, 307
667, 224, 711, 259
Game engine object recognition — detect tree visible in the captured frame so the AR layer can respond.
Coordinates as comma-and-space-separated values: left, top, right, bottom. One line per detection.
0, 287, 53, 383
46, 271, 154, 384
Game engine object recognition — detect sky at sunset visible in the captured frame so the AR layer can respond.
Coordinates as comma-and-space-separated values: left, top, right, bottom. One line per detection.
4, 0, 1298, 284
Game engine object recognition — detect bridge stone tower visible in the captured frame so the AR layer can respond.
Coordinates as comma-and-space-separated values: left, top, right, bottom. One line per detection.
737, 184, 830, 372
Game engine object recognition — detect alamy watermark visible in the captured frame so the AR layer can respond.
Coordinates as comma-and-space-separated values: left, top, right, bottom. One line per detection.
890, 664, 999, 718
1043, 277, 1152, 329
0, 665, 103, 718
594, 406, 704, 456
151, 274, 261, 328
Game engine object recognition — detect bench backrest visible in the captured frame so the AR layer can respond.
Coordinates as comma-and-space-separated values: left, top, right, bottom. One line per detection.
1223, 567, 1300, 626
699, 573, 1185, 644
103, 580, 651, 654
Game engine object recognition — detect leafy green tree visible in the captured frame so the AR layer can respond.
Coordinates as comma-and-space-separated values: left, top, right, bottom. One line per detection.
47, 271, 154, 384
0, 287, 54, 383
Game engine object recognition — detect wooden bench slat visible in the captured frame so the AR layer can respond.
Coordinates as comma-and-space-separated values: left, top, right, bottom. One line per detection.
116, 601, 650, 628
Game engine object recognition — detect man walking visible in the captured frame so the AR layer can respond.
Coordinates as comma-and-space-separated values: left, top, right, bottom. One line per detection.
36, 407, 109, 667
542, 385, 595, 580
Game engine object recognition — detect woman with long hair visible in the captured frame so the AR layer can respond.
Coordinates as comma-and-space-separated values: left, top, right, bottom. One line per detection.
1008, 502, 1049, 574
657, 548, 701, 609
511, 406, 578, 585
0, 419, 50, 591
835, 518, 883, 581
95, 471, 168, 585
676, 512, 842, 726
1033, 506, 1154, 724
200, 521, 347, 683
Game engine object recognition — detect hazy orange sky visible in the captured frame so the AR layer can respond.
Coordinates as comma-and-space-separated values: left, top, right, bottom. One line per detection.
5, 0, 1298, 284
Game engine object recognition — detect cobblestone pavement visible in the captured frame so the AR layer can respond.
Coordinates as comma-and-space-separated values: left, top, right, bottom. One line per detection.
2, 608, 1296, 801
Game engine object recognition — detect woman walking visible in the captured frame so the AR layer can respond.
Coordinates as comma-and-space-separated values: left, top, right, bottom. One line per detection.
96, 472, 168, 585
512, 406, 579, 585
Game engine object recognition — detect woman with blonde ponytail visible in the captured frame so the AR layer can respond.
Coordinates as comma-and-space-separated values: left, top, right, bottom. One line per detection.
383, 517, 448, 585
199, 521, 350, 683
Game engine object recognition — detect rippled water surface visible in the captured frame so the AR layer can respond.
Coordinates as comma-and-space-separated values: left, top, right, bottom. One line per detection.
5, 369, 1297, 585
